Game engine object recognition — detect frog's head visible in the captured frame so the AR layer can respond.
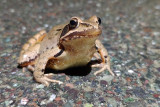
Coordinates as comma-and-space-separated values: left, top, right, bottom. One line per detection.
59, 16, 102, 49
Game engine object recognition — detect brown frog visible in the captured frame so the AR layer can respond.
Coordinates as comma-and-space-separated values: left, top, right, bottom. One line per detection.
18, 16, 114, 86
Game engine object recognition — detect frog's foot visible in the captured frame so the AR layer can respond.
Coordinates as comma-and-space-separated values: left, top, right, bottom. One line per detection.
92, 63, 115, 76
34, 72, 63, 87
27, 65, 35, 71
22, 65, 34, 72
93, 52, 100, 59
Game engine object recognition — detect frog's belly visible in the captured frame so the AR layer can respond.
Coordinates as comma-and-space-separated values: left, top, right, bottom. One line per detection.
47, 53, 93, 70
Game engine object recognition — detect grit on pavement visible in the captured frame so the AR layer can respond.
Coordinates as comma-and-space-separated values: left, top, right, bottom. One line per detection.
0, 0, 160, 106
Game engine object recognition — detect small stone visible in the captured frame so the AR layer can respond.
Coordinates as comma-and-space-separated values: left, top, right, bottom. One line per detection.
84, 103, 93, 107
100, 80, 108, 87
20, 98, 29, 105
128, 69, 134, 74
91, 80, 98, 87
76, 100, 82, 105
44, 24, 49, 28
13, 83, 18, 87
153, 60, 160, 68
107, 98, 118, 107
99, 97, 105, 103
66, 83, 74, 88
48, 94, 56, 102
57, 100, 64, 105
64, 101, 73, 107
155, 5, 160, 10
123, 97, 135, 103
47, 2, 53, 6
36, 84, 45, 89
126, 77, 132, 82
96, 3, 101, 7
147, 99, 156, 104
5, 100, 13, 106
67, 88, 79, 100
74, 81, 82, 85
133, 87, 146, 98
101, 75, 114, 83
9, 8, 15, 13
153, 94, 160, 98
114, 87, 122, 94
151, 40, 156, 45
40, 99, 47, 105
66, 76, 70, 81
114, 70, 121, 76
126, 100, 146, 107
46, 102, 56, 107
127, 86, 133, 89
55, 96, 61, 102
107, 90, 114, 94
5, 37, 11, 42
157, 67, 160, 72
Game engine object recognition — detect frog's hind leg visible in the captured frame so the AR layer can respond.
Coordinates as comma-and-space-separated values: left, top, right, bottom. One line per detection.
22, 65, 35, 72
92, 40, 115, 76
20, 30, 46, 55
18, 30, 47, 67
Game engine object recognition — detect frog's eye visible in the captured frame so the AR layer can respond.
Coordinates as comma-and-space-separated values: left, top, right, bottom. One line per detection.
97, 17, 101, 25
69, 18, 78, 29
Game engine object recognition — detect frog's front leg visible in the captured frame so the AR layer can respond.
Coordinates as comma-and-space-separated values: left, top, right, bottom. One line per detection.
33, 48, 63, 86
93, 40, 115, 76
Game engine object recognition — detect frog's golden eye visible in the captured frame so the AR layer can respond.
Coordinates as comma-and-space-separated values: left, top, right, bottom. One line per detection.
97, 17, 101, 25
69, 18, 79, 30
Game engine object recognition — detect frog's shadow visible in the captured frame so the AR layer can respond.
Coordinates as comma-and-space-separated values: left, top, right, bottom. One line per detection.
45, 60, 100, 76
45, 64, 91, 76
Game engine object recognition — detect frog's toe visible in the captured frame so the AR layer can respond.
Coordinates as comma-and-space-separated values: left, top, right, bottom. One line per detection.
43, 74, 63, 85
35, 76, 63, 87
93, 63, 115, 76
42, 80, 50, 87
44, 73, 54, 77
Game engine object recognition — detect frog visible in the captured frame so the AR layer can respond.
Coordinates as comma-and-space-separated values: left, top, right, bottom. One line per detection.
18, 16, 114, 86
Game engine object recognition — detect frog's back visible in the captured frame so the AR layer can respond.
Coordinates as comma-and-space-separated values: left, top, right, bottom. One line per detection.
39, 24, 66, 53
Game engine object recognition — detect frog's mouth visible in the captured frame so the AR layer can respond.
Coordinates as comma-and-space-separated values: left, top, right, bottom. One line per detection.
60, 28, 102, 43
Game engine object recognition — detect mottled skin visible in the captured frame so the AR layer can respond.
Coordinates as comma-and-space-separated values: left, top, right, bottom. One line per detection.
18, 16, 114, 86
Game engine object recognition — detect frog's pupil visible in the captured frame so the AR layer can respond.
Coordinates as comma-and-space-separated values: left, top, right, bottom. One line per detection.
98, 17, 101, 25
70, 20, 77, 26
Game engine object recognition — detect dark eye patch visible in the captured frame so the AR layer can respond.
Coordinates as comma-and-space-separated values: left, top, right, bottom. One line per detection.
54, 49, 64, 57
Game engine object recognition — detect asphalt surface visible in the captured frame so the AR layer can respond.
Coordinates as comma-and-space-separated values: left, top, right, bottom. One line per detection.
0, 0, 160, 106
